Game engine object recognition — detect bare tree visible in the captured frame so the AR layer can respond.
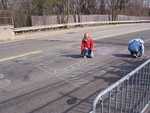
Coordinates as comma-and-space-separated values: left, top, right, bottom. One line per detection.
32, 0, 45, 15
0, 0, 8, 9
69, 0, 81, 23
2, 0, 149, 27
99, 0, 106, 14
106, 0, 131, 21
10, 0, 32, 27
127, 0, 145, 16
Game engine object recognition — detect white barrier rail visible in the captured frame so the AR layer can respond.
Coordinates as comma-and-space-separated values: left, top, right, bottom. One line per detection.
90, 59, 150, 113
13, 20, 150, 34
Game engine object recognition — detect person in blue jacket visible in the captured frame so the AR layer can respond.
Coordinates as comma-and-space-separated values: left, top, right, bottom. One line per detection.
128, 38, 144, 58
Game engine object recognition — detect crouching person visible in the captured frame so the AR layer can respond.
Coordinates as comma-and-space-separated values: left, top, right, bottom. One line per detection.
81, 33, 95, 58
128, 38, 144, 58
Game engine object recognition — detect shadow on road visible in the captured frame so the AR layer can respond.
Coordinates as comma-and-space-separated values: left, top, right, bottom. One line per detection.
94, 58, 147, 86
62, 54, 81, 59
113, 53, 133, 58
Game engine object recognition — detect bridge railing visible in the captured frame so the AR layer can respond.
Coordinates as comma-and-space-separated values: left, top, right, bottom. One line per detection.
14, 20, 150, 34
91, 59, 150, 113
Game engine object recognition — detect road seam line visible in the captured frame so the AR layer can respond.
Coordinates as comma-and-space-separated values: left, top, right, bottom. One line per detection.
0, 50, 42, 63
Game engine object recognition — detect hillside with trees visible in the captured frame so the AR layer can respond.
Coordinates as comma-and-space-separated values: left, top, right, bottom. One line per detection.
0, 0, 150, 27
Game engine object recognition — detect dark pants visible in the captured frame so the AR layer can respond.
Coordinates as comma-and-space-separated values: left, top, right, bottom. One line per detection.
129, 46, 143, 57
81, 48, 94, 58
130, 51, 142, 57
128, 41, 144, 57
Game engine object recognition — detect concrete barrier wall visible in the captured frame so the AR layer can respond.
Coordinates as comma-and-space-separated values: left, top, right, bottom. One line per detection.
32, 15, 150, 26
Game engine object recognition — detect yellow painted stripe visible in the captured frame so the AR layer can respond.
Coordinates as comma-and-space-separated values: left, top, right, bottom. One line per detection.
0, 50, 42, 63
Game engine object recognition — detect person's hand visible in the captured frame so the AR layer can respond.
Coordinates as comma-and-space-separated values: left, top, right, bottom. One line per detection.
92, 48, 96, 51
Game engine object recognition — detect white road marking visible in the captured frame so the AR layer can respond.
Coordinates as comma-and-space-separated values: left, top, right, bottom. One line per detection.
0, 39, 27, 45
0, 50, 42, 63
0, 74, 5, 79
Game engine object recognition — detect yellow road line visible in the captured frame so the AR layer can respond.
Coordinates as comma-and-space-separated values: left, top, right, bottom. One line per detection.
0, 50, 42, 63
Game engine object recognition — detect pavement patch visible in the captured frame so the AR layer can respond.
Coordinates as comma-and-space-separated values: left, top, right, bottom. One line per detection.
0, 79, 11, 89
96, 47, 117, 55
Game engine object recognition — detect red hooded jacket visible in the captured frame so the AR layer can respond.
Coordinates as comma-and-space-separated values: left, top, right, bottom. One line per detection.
81, 38, 95, 52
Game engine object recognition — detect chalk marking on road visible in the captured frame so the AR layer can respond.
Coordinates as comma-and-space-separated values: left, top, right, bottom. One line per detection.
0, 79, 11, 89
145, 38, 150, 42
0, 50, 42, 63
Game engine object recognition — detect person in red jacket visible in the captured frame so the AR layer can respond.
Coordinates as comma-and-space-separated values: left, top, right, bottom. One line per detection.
81, 33, 95, 58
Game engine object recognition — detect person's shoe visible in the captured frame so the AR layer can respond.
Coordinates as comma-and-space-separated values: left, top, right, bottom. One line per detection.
137, 52, 142, 57
133, 53, 138, 58
83, 56, 87, 58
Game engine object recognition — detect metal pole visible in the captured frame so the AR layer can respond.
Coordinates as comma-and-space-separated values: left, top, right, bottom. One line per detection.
120, 84, 123, 113
124, 80, 129, 113
114, 87, 118, 113
108, 92, 111, 113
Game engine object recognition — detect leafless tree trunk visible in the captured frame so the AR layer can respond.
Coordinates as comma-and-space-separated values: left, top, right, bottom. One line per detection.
106, 0, 132, 21
0, 0, 8, 9
99, 0, 106, 14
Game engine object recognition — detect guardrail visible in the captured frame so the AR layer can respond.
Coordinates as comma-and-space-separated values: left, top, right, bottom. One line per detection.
90, 59, 150, 113
13, 20, 150, 34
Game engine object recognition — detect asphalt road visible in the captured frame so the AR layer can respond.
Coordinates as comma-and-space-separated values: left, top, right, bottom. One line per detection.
0, 26, 150, 113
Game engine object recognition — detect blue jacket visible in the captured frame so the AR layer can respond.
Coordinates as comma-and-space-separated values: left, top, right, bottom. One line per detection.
128, 39, 144, 54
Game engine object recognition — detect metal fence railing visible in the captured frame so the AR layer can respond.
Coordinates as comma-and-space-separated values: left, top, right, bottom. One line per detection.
91, 59, 150, 113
